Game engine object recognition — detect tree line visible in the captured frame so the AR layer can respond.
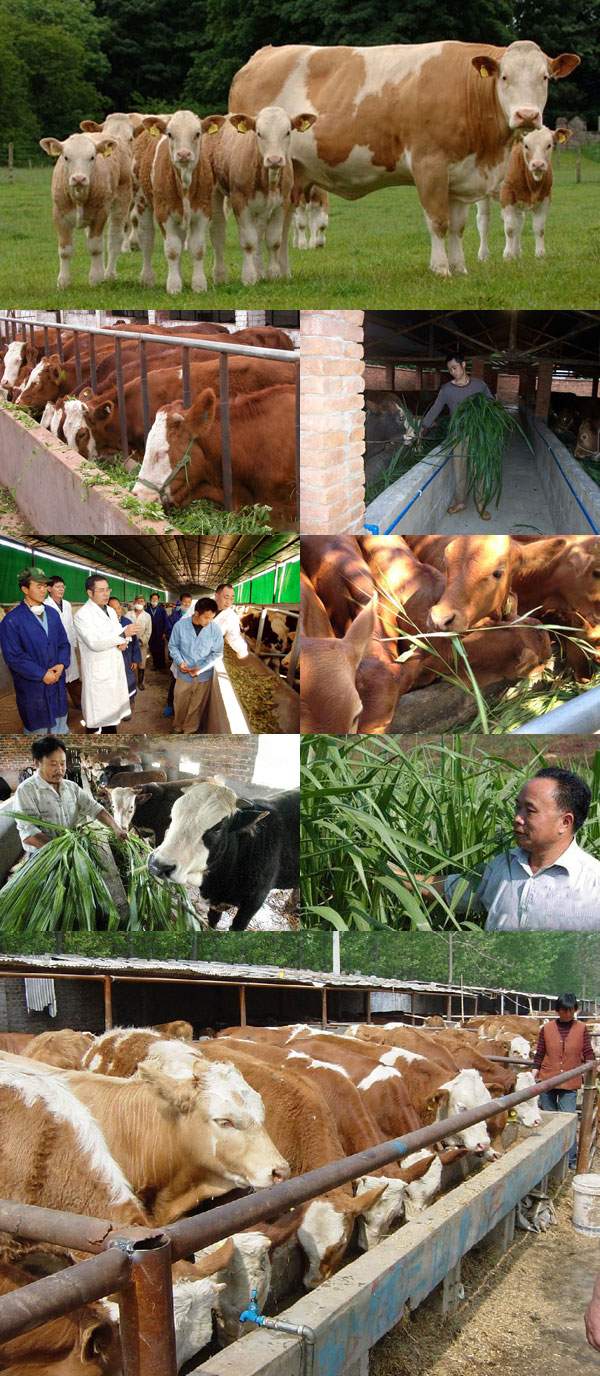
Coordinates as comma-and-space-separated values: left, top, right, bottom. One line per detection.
1, 0, 596, 157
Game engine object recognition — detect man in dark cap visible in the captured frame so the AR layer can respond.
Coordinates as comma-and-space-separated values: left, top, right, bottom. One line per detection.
0, 568, 71, 734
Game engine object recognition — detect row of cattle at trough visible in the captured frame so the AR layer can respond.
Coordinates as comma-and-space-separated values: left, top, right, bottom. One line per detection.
34, 39, 582, 288
0, 323, 297, 521
0, 1013, 545, 1374
300, 534, 600, 733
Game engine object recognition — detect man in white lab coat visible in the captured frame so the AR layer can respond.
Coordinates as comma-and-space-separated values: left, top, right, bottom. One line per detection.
74, 574, 136, 734
213, 583, 249, 658
45, 575, 81, 708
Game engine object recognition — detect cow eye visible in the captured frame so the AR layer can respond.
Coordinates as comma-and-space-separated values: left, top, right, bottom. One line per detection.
167, 131, 173, 138
216, 1118, 235, 1129
491, 569, 503, 580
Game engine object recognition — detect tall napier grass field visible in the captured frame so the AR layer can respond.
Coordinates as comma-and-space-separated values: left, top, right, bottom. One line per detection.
300, 735, 600, 932
0, 152, 598, 307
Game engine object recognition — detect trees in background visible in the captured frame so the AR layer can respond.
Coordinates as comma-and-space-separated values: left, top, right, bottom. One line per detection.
0, 0, 109, 154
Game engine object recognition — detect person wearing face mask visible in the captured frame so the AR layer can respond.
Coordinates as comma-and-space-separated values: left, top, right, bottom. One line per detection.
45, 575, 81, 708
129, 597, 152, 692
420, 350, 494, 518
0, 568, 71, 735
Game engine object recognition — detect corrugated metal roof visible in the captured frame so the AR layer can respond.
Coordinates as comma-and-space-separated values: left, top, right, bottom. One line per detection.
0, 952, 556, 1000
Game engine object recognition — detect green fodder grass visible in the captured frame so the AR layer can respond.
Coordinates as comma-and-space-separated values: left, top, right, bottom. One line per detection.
1, 152, 598, 307
300, 735, 600, 932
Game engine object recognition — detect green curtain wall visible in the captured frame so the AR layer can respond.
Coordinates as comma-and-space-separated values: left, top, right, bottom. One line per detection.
0, 548, 165, 608
233, 559, 299, 606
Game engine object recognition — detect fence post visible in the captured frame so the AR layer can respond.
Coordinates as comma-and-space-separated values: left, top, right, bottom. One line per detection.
577, 1066, 598, 1173
115, 338, 129, 460
219, 352, 233, 510
112, 1236, 177, 1376
8, 144, 13, 183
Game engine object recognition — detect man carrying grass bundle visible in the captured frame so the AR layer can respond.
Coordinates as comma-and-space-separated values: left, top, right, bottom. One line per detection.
421, 350, 495, 519
9, 735, 128, 914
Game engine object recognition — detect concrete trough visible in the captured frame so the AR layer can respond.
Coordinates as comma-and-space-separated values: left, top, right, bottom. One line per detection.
0, 406, 170, 535
206, 654, 299, 734
197, 1112, 574, 1376
363, 408, 600, 535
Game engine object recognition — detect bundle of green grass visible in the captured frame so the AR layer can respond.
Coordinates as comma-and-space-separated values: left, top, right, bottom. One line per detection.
0, 818, 197, 932
444, 394, 532, 515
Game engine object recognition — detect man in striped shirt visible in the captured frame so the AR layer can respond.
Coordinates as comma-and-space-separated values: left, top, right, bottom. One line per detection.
532, 994, 596, 1168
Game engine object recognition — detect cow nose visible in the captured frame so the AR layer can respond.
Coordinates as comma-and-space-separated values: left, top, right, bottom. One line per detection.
70, 173, 88, 185
176, 148, 192, 162
265, 155, 284, 167
515, 107, 541, 126
271, 1165, 288, 1183
148, 854, 176, 879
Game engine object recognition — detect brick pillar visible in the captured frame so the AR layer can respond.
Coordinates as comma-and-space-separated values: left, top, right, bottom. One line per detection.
471, 356, 486, 380
483, 365, 496, 395
535, 360, 554, 421
300, 310, 365, 532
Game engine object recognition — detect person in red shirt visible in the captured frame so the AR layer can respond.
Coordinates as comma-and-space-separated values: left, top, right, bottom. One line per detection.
533, 993, 595, 1168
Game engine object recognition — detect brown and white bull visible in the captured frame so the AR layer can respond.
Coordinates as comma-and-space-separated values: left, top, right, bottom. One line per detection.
476, 126, 571, 261
229, 41, 579, 275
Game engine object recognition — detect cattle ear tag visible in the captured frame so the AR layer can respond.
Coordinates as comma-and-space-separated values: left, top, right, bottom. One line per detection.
502, 593, 517, 618
299, 119, 312, 131
237, 120, 249, 133
479, 66, 490, 78
150, 125, 161, 138
207, 123, 220, 135
59, 369, 67, 382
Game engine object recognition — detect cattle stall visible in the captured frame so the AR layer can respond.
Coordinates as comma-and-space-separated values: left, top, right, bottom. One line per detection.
0, 312, 300, 532
299, 310, 600, 535
0, 953, 582, 1037
0, 1063, 594, 1376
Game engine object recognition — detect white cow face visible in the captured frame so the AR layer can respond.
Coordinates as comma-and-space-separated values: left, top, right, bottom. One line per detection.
172, 1276, 225, 1366
40, 132, 117, 198
1, 340, 29, 389
510, 1035, 532, 1060
355, 1174, 406, 1251
230, 106, 316, 177
132, 409, 171, 499
143, 110, 206, 189
60, 398, 97, 459
298, 1199, 351, 1288
403, 1152, 443, 1217
520, 126, 569, 180
148, 781, 238, 885
514, 1072, 542, 1127
472, 41, 580, 131
307, 199, 328, 249
109, 786, 138, 832
433, 1069, 492, 1153
202, 1232, 272, 1342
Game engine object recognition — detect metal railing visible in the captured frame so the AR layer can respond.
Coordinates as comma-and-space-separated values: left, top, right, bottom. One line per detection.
0, 315, 300, 514
0, 1058, 595, 1374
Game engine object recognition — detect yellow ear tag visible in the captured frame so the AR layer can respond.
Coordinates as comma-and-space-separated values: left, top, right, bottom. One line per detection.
150, 125, 160, 138
480, 67, 490, 78
237, 120, 248, 133
207, 123, 220, 135
300, 119, 312, 131
59, 369, 67, 382
102, 147, 113, 157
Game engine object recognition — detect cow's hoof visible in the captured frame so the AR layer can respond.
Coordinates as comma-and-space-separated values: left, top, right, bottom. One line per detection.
213, 269, 228, 285
449, 262, 468, 275
140, 272, 155, 288
431, 265, 451, 278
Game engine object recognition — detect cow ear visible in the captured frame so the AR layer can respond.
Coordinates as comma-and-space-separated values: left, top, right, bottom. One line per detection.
554, 127, 572, 144
80, 119, 103, 133
348, 1182, 387, 1214
25, 344, 38, 365
202, 114, 227, 135
50, 363, 62, 382
548, 53, 581, 79
343, 595, 377, 668
135, 786, 159, 805
142, 115, 168, 134
501, 592, 518, 619
40, 137, 64, 158
96, 136, 117, 158
191, 1237, 235, 1276
80, 1320, 114, 1363
292, 113, 317, 132
228, 113, 256, 134
231, 808, 270, 835
192, 386, 217, 431
95, 400, 113, 421
472, 55, 499, 79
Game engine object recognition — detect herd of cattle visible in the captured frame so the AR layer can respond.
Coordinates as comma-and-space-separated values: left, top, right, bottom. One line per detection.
83, 760, 300, 930
33, 39, 581, 290
0, 322, 297, 521
300, 534, 600, 732
0, 1012, 552, 1373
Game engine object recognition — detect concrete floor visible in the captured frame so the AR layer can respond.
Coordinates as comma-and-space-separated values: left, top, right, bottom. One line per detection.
435, 434, 555, 535
0, 663, 173, 737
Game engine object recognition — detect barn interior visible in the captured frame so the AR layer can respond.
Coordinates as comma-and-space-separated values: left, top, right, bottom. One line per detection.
0, 532, 300, 735
361, 309, 600, 533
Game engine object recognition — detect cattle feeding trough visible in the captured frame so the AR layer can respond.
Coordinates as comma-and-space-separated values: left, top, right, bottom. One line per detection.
363, 410, 600, 536
0, 1060, 595, 1376
0, 315, 300, 533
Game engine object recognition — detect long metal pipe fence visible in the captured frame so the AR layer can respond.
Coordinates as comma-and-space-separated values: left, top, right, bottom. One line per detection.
0, 315, 300, 515
0, 1058, 596, 1374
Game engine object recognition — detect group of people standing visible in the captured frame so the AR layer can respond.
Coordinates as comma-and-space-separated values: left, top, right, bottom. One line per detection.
0, 568, 248, 736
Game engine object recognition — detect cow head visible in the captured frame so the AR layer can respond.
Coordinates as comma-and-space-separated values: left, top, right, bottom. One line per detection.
401, 1151, 443, 1217
200, 1231, 272, 1343
132, 390, 218, 505
300, 575, 377, 732
510, 1035, 532, 1060
40, 132, 117, 199
56, 397, 102, 458
147, 780, 240, 885
298, 1185, 386, 1288
1, 339, 38, 390
428, 535, 515, 632
514, 1071, 542, 1127
81, 113, 137, 149
170, 1248, 231, 1370
142, 111, 223, 188
471, 41, 580, 131
15, 355, 68, 412
138, 1057, 290, 1191
425, 1069, 492, 1154
354, 1175, 406, 1250
520, 125, 571, 181
229, 106, 316, 180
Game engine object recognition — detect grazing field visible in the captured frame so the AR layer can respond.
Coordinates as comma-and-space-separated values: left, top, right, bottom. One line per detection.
1, 152, 599, 308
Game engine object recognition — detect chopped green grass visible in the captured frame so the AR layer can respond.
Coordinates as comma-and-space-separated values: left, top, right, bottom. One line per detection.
80, 456, 274, 532
1, 151, 598, 307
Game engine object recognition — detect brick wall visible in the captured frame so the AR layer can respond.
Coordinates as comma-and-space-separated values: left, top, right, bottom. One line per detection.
300, 310, 365, 532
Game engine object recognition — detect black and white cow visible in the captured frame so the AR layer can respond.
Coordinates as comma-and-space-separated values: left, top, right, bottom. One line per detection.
107, 779, 197, 843
147, 780, 299, 930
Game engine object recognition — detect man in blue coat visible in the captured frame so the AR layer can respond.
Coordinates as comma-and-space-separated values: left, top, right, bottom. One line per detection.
0, 567, 71, 734
108, 596, 142, 713
146, 592, 169, 672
